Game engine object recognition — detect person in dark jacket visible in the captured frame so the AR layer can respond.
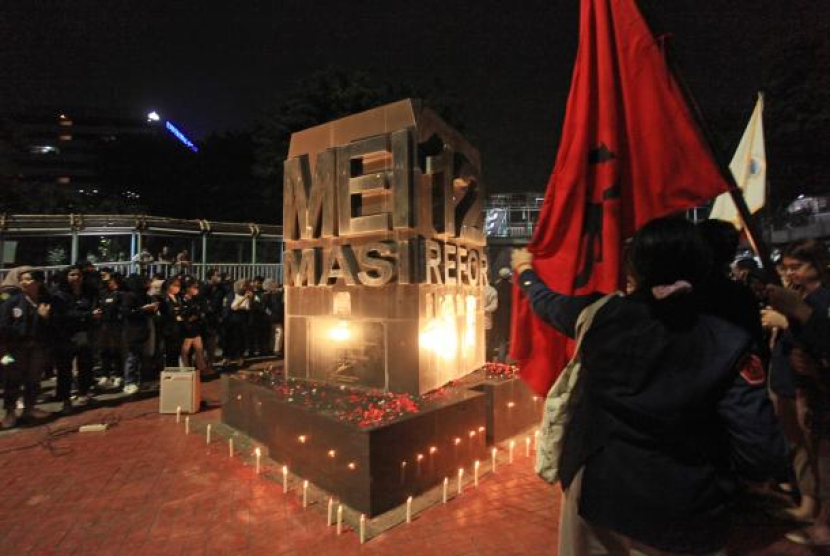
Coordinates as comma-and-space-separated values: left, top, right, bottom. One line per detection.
52, 265, 101, 411
158, 277, 183, 368
262, 278, 284, 356
179, 279, 209, 376
766, 283, 830, 546
97, 273, 125, 389
200, 269, 224, 369
512, 217, 788, 556
248, 276, 268, 356
121, 274, 159, 394
765, 240, 830, 528
223, 279, 251, 366
493, 267, 513, 362
697, 219, 766, 351
0, 267, 53, 428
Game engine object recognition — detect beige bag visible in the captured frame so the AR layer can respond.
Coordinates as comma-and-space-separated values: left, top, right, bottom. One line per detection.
535, 293, 618, 484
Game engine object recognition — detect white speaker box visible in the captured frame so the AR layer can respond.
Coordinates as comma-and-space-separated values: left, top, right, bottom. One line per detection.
160, 368, 201, 414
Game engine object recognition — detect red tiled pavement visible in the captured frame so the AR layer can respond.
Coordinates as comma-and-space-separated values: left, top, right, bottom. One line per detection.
0, 381, 826, 556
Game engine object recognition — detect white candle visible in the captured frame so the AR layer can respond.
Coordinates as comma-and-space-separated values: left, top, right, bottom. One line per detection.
360, 514, 366, 544
525, 436, 530, 457
176, 405, 181, 423
229, 438, 234, 458
474, 460, 480, 488
457, 468, 464, 495
255, 447, 261, 474
509, 440, 515, 463
442, 477, 448, 504
302, 480, 308, 508
534, 429, 540, 450
491, 447, 497, 472
206, 424, 212, 445
327, 497, 334, 526
406, 496, 413, 523
336, 504, 343, 535
185, 416, 190, 434
282, 465, 288, 493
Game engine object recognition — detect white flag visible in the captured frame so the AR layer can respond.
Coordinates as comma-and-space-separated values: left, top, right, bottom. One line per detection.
708, 94, 766, 227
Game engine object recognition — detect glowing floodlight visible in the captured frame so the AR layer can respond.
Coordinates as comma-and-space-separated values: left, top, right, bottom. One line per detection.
419, 318, 458, 359
328, 320, 351, 342
146, 111, 161, 122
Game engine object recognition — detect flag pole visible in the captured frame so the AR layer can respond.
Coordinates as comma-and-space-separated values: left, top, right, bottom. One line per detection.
635, 2, 777, 280
664, 51, 778, 281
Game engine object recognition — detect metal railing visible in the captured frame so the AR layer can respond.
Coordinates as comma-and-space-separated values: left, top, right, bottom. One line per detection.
0, 262, 283, 283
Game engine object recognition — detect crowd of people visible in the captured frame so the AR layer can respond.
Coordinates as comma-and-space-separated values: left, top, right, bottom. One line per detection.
513, 218, 830, 552
0, 264, 284, 430
4, 216, 830, 550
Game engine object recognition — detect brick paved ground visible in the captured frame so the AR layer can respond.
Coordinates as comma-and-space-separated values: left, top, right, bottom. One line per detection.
0, 379, 826, 556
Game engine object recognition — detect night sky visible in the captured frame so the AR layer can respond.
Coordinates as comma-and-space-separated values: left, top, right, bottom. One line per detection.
2, 0, 827, 193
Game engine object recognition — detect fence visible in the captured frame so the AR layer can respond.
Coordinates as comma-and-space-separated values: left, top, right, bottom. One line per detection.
0, 262, 282, 284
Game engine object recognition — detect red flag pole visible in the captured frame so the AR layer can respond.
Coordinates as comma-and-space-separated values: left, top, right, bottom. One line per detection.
663, 49, 778, 281
637, 3, 778, 281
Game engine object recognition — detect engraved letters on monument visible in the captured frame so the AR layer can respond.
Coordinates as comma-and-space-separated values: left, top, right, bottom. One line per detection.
283, 99, 487, 395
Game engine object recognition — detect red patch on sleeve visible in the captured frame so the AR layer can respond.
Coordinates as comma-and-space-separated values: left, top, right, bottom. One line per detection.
740, 354, 766, 386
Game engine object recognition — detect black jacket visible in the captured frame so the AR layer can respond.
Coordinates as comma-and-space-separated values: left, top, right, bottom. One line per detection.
0, 289, 50, 350
801, 308, 830, 359
200, 283, 226, 330
519, 270, 788, 554
99, 289, 124, 325
159, 294, 183, 338
263, 291, 284, 325
121, 290, 153, 344
51, 287, 98, 341
179, 295, 207, 338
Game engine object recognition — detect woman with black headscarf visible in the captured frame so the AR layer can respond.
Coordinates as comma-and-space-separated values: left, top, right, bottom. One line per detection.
513, 217, 788, 556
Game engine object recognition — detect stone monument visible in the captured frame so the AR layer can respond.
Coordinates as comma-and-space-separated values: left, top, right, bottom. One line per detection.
282, 99, 487, 394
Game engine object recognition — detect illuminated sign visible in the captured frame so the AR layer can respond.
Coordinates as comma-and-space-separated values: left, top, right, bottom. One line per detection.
165, 121, 199, 152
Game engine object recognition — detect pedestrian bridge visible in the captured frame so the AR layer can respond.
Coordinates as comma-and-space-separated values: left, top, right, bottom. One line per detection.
0, 213, 283, 282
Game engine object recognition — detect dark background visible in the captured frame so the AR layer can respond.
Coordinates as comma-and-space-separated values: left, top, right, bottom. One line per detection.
2, 0, 828, 212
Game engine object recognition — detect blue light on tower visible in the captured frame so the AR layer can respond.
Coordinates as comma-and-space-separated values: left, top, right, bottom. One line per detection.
164, 121, 199, 153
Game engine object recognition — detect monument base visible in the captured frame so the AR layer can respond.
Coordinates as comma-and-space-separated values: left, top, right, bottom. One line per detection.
469, 373, 543, 445
223, 374, 489, 516
221, 364, 541, 517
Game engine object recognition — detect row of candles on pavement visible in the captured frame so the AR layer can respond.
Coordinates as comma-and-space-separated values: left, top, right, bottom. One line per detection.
175, 405, 538, 544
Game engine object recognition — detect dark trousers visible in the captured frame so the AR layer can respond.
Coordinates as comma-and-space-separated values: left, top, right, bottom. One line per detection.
163, 334, 182, 368
98, 325, 124, 378
249, 315, 269, 355
55, 343, 94, 401
2, 345, 47, 411
123, 341, 147, 386
225, 313, 248, 359
203, 329, 217, 367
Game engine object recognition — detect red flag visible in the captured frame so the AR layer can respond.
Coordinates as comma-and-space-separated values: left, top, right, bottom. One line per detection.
511, 0, 730, 396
